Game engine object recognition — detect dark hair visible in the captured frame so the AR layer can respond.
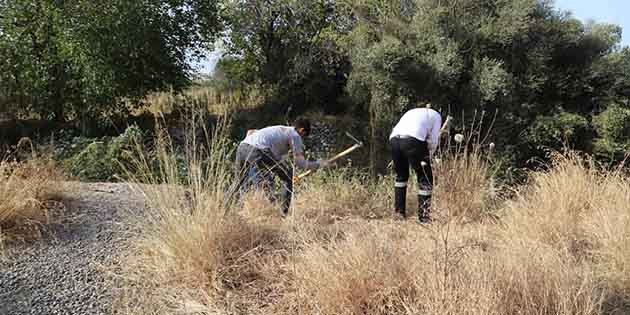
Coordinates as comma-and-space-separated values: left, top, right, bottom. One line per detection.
292, 117, 311, 137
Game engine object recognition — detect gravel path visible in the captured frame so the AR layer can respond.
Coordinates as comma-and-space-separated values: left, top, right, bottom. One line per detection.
0, 182, 144, 315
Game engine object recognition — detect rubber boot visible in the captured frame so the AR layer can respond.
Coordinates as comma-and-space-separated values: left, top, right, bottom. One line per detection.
395, 186, 407, 219
418, 194, 432, 223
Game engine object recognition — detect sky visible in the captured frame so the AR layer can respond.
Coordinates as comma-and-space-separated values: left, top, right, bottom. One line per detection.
193, 0, 630, 74
555, 0, 629, 47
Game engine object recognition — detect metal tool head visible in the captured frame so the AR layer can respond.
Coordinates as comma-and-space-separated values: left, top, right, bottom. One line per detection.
345, 132, 364, 147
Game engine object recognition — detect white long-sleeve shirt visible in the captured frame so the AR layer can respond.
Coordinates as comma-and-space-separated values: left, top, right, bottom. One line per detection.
389, 108, 442, 154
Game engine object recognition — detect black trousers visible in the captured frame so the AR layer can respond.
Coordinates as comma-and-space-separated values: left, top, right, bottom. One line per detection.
390, 136, 433, 214
234, 143, 293, 214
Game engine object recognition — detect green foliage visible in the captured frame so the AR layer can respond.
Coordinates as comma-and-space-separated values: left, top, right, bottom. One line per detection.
0, 0, 221, 122
472, 58, 511, 104
589, 48, 630, 103
594, 104, 630, 142
63, 125, 143, 181
221, 0, 351, 113
527, 111, 592, 151
213, 56, 257, 90
3, 0, 630, 173
593, 104, 630, 161
341, 0, 628, 168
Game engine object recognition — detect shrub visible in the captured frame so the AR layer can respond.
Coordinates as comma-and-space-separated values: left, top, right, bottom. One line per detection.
527, 111, 592, 152
593, 104, 630, 161
0, 156, 66, 249
594, 104, 630, 142
63, 125, 143, 181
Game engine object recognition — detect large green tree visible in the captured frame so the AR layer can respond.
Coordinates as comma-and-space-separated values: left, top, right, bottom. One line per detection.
0, 0, 221, 122
342, 0, 630, 168
222, 0, 351, 113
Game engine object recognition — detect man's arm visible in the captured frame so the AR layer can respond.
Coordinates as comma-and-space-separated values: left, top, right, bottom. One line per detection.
290, 133, 324, 170
428, 115, 442, 154
294, 152, 321, 170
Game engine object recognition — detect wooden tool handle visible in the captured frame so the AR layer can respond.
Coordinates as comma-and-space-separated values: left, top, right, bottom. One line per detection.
297, 170, 314, 179
297, 144, 363, 179
328, 144, 362, 163
440, 116, 452, 134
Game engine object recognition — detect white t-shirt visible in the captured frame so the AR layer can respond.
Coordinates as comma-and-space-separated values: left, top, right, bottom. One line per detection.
389, 108, 442, 153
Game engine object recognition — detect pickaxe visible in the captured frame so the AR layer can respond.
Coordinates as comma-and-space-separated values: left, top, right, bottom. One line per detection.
297, 132, 364, 180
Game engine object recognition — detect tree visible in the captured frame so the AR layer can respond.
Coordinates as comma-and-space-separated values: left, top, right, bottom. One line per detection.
0, 0, 221, 124
222, 0, 351, 113
342, 0, 628, 169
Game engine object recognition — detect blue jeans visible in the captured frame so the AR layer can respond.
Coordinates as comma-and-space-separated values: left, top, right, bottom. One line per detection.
234, 143, 293, 214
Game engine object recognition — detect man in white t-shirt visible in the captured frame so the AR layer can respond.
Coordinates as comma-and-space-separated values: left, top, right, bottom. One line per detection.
234, 118, 330, 216
389, 105, 442, 223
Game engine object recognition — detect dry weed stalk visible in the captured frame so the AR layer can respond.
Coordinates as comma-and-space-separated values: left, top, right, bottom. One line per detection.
433, 110, 500, 223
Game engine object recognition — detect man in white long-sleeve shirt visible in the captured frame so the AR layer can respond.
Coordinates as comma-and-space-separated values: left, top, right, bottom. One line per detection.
389, 106, 442, 223
234, 118, 330, 216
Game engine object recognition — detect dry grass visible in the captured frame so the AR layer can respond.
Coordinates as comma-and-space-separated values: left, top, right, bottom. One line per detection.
500, 153, 630, 311
140, 85, 264, 117
114, 113, 630, 314
432, 144, 498, 223
280, 153, 624, 315
0, 155, 66, 250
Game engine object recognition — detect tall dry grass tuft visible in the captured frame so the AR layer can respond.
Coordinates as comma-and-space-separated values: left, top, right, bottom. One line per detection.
116, 110, 293, 313
0, 152, 66, 249
501, 153, 630, 305
273, 152, 627, 315
433, 111, 500, 223
279, 205, 604, 315
432, 147, 497, 223
280, 220, 595, 315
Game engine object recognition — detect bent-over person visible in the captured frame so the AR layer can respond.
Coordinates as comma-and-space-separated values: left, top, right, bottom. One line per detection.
234, 118, 329, 216
389, 106, 442, 223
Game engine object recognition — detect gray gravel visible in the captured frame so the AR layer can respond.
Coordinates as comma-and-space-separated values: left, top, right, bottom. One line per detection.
0, 183, 143, 315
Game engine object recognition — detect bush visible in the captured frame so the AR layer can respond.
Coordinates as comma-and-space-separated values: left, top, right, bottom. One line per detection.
63, 125, 143, 181
593, 104, 630, 161
594, 104, 630, 142
1, 156, 66, 249
527, 111, 592, 152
